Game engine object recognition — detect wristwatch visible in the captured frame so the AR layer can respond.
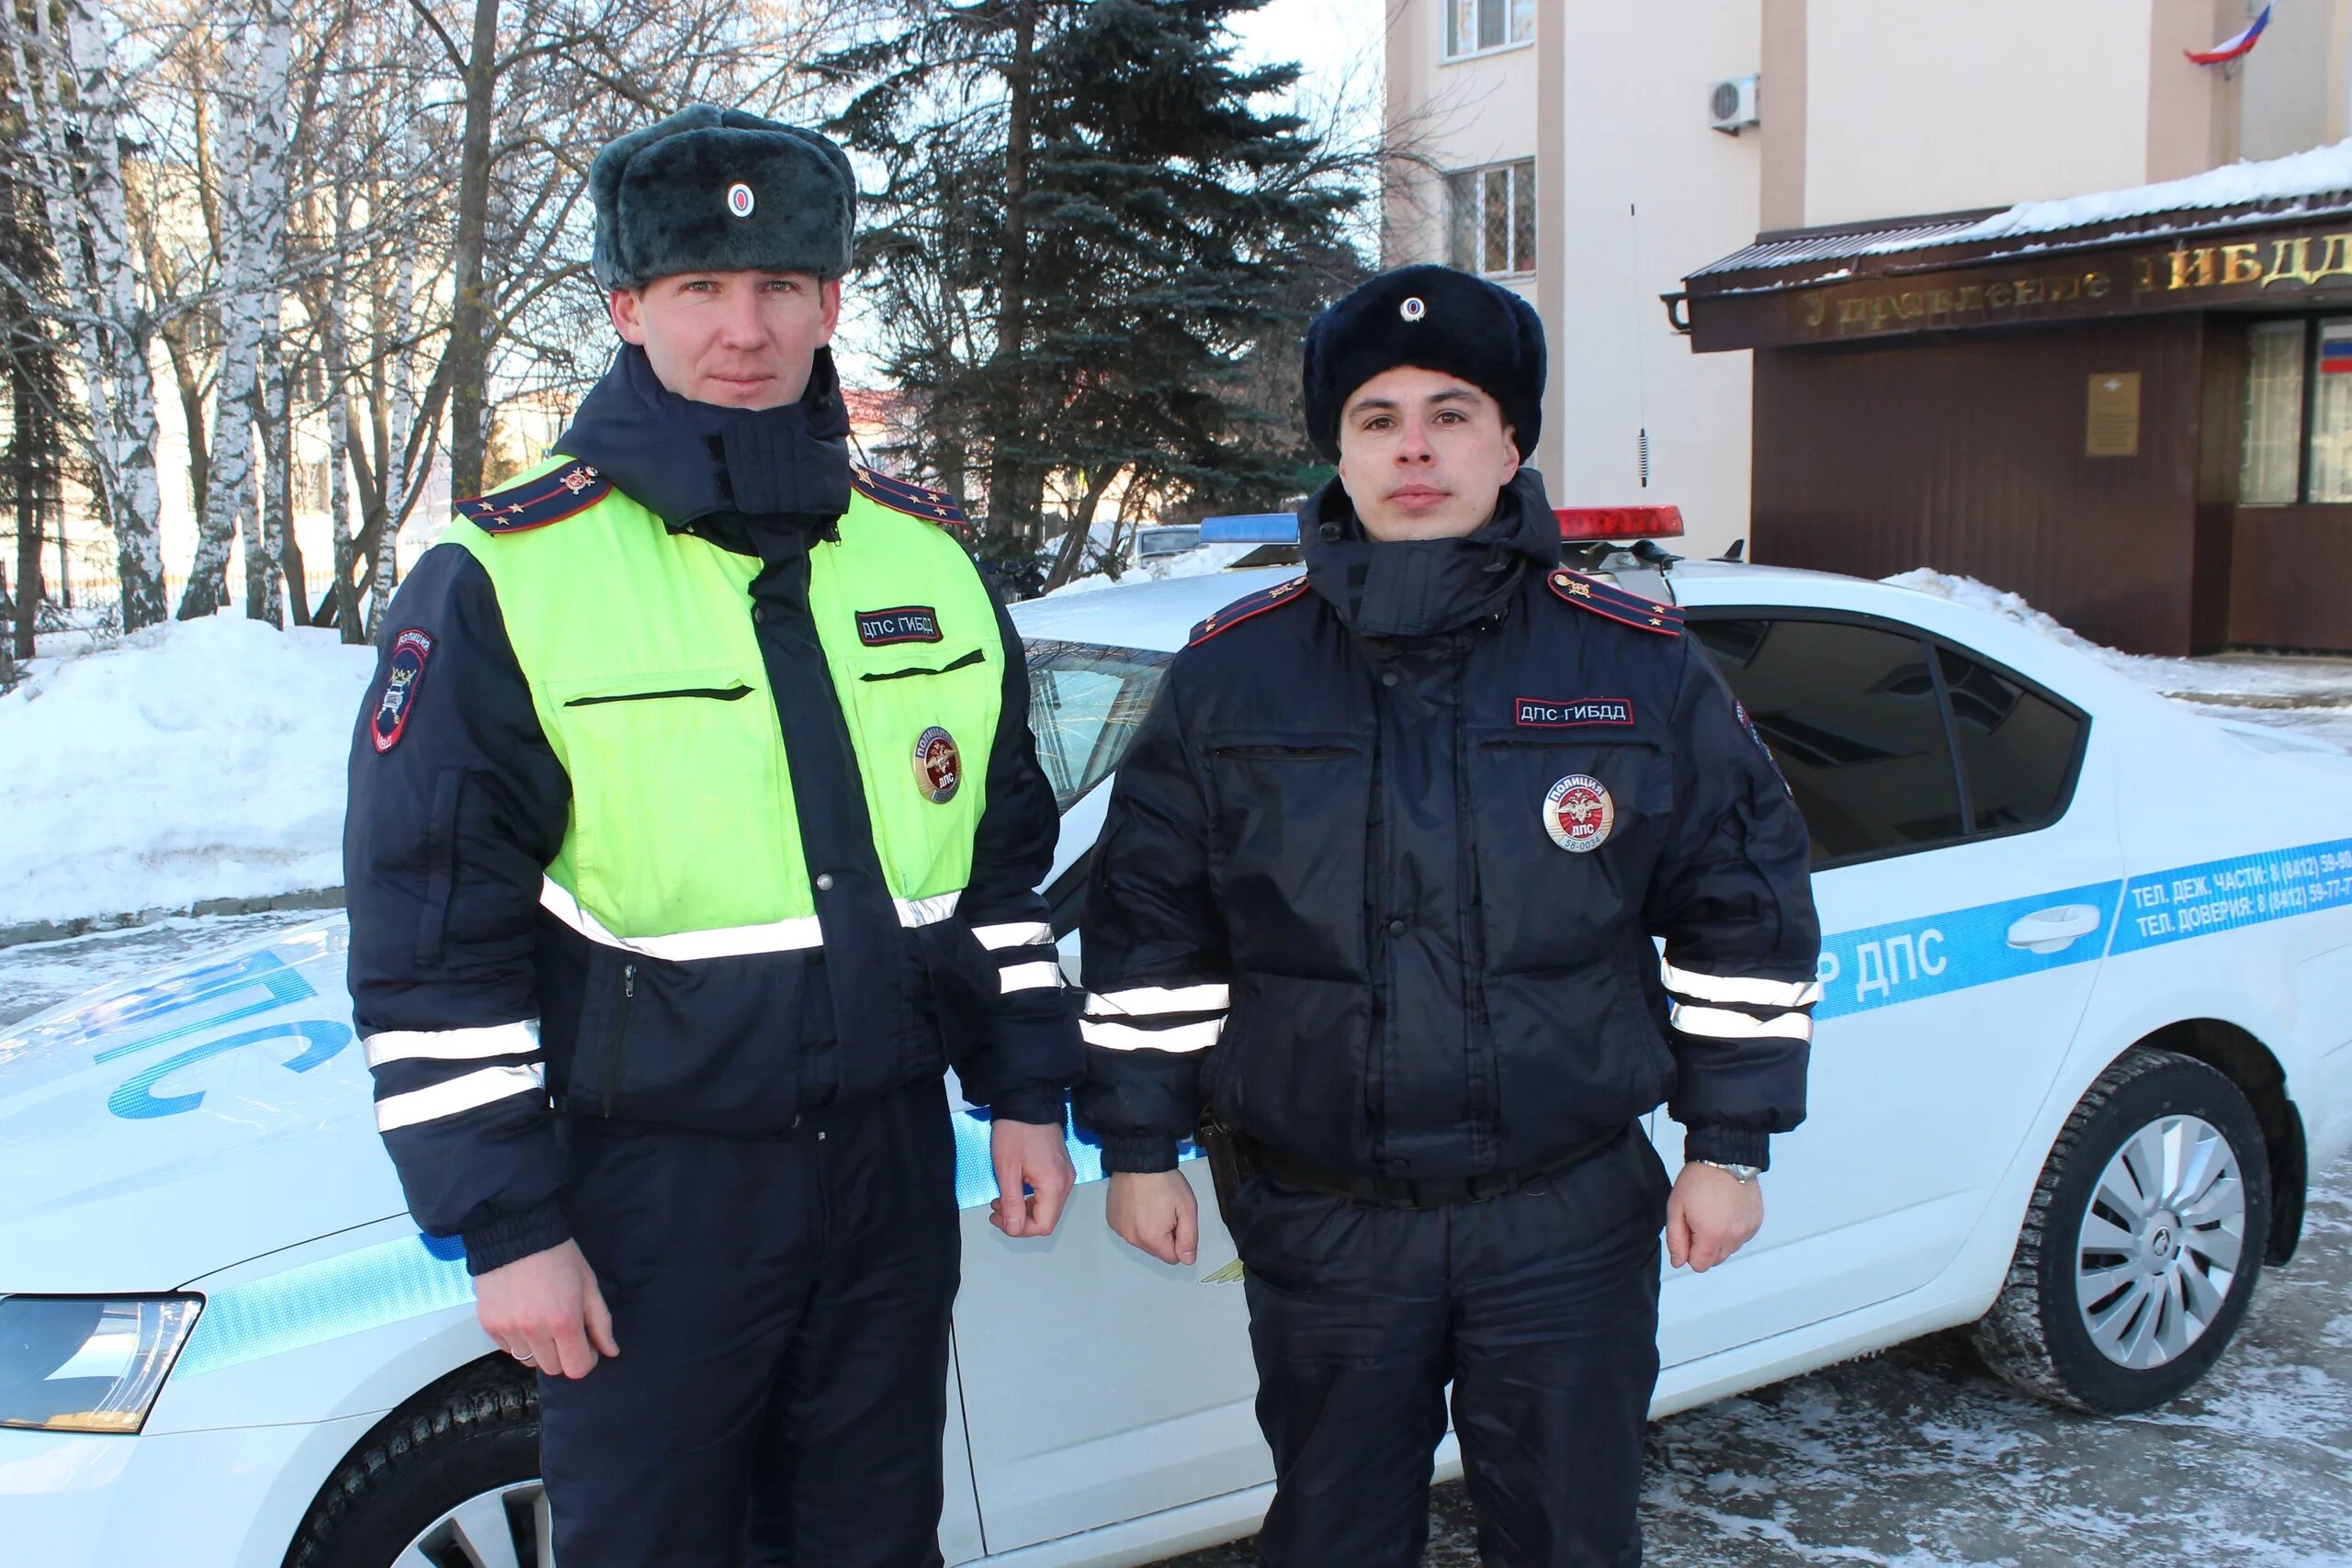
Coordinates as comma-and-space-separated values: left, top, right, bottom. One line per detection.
1692, 1159, 1761, 1185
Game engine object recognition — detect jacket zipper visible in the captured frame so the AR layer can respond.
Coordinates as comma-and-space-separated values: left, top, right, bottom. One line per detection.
1453, 647, 1495, 1165
599, 963, 637, 1115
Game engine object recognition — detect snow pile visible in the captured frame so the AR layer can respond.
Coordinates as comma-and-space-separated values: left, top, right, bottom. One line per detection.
1886, 568, 2352, 695
1861, 138, 2352, 256
0, 616, 376, 927
1042, 542, 1261, 598
1885, 569, 2352, 752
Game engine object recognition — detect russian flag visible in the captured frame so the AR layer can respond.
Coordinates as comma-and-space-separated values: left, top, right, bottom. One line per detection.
2321, 337, 2352, 375
2186, 3, 2271, 65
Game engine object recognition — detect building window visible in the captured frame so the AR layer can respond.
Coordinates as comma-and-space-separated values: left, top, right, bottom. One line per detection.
2310, 317, 2352, 502
1447, 160, 1535, 277
2238, 314, 2352, 504
1444, 0, 1534, 58
2240, 320, 2304, 504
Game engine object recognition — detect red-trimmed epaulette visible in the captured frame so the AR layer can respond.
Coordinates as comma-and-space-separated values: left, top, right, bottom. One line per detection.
853, 464, 968, 528
1544, 569, 1683, 637
457, 460, 609, 535
1188, 575, 1311, 646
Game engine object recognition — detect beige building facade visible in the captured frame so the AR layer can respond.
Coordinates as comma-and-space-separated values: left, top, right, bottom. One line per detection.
1383, 0, 2352, 561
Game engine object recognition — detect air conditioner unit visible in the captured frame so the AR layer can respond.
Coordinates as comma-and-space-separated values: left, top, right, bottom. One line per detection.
1709, 75, 1759, 135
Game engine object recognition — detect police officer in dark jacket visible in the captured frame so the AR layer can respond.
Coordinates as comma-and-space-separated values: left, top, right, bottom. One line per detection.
345, 107, 1080, 1567
1075, 265, 1821, 1567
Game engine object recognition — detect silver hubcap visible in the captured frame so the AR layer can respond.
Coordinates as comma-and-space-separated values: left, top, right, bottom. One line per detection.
2075, 1113, 2247, 1371
394, 1479, 552, 1568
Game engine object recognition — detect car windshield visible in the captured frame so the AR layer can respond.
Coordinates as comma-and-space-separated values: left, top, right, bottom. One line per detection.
1023, 639, 1170, 813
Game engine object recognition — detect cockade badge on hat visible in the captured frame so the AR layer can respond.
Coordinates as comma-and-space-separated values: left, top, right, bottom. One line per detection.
1399, 295, 1427, 322
727, 182, 755, 219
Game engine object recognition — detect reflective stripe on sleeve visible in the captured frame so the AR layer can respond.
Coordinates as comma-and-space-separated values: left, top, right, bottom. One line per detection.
1080, 1017, 1225, 1054
999, 961, 1063, 994
1668, 1003, 1814, 1043
539, 877, 957, 961
364, 1020, 541, 1069
973, 921, 1055, 951
1659, 962, 1823, 1010
375, 1064, 547, 1133
1084, 984, 1231, 1018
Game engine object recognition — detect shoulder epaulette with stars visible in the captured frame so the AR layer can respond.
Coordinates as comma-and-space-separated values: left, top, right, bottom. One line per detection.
1544, 568, 1683, 637
852, 464, 969, 528
1188, 575, 1311, 646
456, 461, 610, 536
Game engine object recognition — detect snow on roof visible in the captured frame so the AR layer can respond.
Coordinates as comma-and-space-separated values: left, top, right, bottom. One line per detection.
1694, 138, 2352, 279
1890, 137, 2352, 248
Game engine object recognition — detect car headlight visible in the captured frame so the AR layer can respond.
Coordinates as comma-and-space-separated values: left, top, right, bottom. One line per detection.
0, 1295, 202, 1434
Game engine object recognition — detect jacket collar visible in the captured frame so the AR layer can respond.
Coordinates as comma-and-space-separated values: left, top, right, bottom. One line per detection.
1299, 468, 1561, 640
556, 344, 854, 553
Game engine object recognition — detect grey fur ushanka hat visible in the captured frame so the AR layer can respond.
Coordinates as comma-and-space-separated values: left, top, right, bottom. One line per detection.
589, 105, 855, 289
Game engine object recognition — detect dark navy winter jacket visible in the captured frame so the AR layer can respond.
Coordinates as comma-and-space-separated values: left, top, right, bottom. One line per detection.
1074, 472, 1820, 1179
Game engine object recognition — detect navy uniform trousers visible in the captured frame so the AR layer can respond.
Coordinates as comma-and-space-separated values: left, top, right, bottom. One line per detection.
1223, 1128, 1671, 1568
537, 1078, 960, 1567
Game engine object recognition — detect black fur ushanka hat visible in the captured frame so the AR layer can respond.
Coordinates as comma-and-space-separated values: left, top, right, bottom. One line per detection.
1302, 265, 1546, 461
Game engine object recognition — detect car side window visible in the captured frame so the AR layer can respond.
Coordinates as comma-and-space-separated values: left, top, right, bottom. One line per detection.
1022, 640, 1170, 813
1690, 617, 1965, 866
1936, 646, 2084, 834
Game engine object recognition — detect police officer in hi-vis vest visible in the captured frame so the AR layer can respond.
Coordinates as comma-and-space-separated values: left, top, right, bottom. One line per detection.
345, 107, 1080, 1566
1077, 265, 1822, 1567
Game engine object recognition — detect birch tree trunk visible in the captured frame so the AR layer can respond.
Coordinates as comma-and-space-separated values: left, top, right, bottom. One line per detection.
177, 35, 250, 619
368, 253, 419, 640
72, 0, 168, 630
250, 326, 287, 625
3, 0, 169, 627
185, 0, 293, 622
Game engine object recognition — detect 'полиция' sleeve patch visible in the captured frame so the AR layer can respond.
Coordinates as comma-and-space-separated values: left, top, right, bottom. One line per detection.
368, 628, 435, 753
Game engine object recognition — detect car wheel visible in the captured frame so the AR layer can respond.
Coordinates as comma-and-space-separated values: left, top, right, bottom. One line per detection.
286, 1364, 546, 1568
1972, 1046, 2270, 1414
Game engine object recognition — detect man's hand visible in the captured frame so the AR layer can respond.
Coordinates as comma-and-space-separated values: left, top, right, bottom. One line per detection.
1105, 1169, 1197, 1265
989, 1118, 1077, 1238
1666, 1163, 1764, 1272
474, 1239, 618, 1379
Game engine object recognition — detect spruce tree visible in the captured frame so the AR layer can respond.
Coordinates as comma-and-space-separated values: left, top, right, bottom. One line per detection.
821, 0, 1363, 582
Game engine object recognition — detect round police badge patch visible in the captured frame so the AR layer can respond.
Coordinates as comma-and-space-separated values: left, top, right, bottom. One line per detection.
913, 726, 962, 804
370, 628, 435, 754
727, 182, 756, 219
1543, 773, 1614, 853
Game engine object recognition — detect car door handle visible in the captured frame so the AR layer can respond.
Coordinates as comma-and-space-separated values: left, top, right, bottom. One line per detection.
2006, 904, 2105, 954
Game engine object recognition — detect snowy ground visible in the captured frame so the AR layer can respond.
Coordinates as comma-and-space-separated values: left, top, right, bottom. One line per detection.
1153, 1158, 2352, 1568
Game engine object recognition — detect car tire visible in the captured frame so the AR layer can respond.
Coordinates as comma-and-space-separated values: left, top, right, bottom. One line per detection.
1972, 1046, 2270, 1414
285, 1363, 545, 1568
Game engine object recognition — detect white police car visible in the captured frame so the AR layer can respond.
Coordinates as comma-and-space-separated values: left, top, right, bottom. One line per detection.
5, 511, 2350, 1565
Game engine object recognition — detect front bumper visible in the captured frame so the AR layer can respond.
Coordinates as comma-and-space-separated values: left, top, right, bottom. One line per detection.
0, 1414, 372, 1567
